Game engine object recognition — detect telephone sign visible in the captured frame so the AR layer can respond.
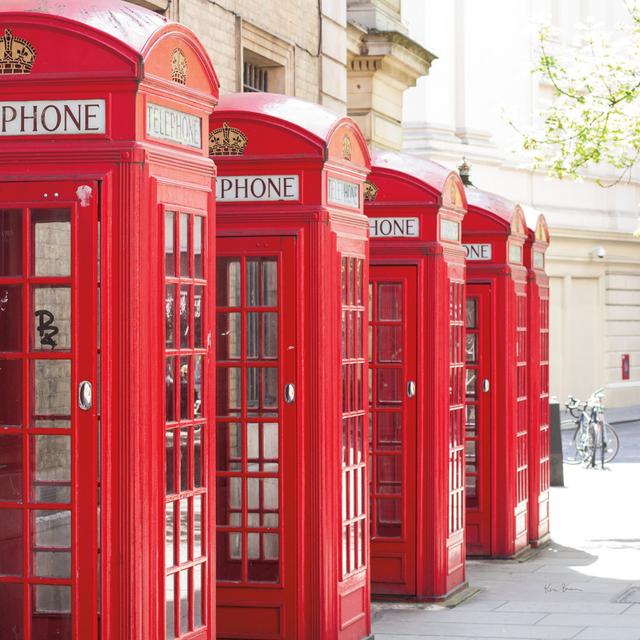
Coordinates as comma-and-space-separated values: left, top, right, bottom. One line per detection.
464, 243, 492, 261
369, 217, 419, 238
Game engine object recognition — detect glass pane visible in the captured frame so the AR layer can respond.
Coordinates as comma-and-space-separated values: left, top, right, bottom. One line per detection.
248, 533, 279, 583
217, 477, 242, 526
216, 423, 241, 471
166, 502, 175, 568
376, 413, 401, 450
179, 499, 189, 564
166, 574, 176, 640
0, 583, 23, 638
0, 435, 22, 501
377, 283, 402, 321
180, 357, 191, 420
165, 285, 176, 348
376, 368, 402, 404
194, 285, 204, 348
466, 298, 477, 329
377, 455, 402, 494
216, 368, 241, 416
32, 435, 71, 503
32, 360, 71, 428
32, 287, 71, 351
465, 334, 477, 363
193, 425, 203, 488
466, 475, 478, 507
180, 429, 189, 492
246, 312, 277, 360
247, 258, 277, 307
166, 358, 176, 422
33, 510, 71, 548
465, 369, 477, 401
165, 212, 175, 277
0, 508, 23, 575
194, 495, 202, 558
179, 569, 189, 634
194, 216, 203, 278
377, 325, 402, 363
216, 258, 240, 307
166, 430, 176, 494
31, 209, 70, 277
180, 213, 190, 277
32, 583, 71, 613
0, 360, 22, 427
217, 531, 242, 582
376, 498, 401, 538
247, 367, 278, 416
194, 356, 203, 418
180, 286, 190, 348
194, 563, 203, 628
0, 285, 22, 351
33, 551, 71, 578
216, 313, 240, 360
0, 209, 22, 276
355, 260, 362, 305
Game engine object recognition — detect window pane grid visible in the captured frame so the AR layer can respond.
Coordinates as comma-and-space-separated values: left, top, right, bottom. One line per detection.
515, 294, 528, 505
164, 210, 208, 638
216, 255, 282, 586
341, 257, 367, 578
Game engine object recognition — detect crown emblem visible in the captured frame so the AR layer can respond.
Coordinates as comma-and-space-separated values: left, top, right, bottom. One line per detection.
171, 48, 187, 84
209, 122, 248, 156
0, 28, 36, 75
342, 135, 352, 161
364, 181, 378, 202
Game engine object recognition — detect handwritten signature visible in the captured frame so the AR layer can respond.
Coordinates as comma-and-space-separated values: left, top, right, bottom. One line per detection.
544, 583, 582, 593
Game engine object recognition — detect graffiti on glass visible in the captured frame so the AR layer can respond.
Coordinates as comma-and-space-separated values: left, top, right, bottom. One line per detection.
35, 309, 59, 349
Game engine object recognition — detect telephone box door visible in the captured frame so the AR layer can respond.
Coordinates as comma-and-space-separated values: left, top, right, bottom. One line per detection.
215, 236, 297, 639
0, 182, 99, 639
465, 284, 491, 556
368, 265, 417, 596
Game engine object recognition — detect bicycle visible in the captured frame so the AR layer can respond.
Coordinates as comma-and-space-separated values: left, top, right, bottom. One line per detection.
563, 389, 620, 467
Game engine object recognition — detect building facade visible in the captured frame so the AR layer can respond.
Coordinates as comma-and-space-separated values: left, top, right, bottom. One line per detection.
402, 0, 640, 408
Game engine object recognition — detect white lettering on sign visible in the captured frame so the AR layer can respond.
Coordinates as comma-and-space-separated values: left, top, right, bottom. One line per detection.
369, 217, 419, 238
216, 175, 300, 202
0, 100, 105, 136
146, 103, 201, 149
327, 177, 359, 209
509, 243, 523, 264
440, 219, 460, 242
464, 243, 492, 261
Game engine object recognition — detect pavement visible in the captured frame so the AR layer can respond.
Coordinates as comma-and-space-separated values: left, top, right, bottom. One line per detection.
372, 421, 640, 640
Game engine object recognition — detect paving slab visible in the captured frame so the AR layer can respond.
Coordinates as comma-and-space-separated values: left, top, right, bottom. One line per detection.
573, 628, 640, 640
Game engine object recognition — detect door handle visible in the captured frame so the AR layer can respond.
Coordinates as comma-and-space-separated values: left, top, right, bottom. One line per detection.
78, 380, 93, 411
284, 383, 295, 404
407, 380, 416, 398
482, 379, 490, 393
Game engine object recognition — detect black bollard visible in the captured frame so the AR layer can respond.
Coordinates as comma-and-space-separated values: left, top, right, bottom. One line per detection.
549, 401, 565, 486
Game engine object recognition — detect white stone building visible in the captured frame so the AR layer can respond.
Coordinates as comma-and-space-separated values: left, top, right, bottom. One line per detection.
402, 0, 640, 408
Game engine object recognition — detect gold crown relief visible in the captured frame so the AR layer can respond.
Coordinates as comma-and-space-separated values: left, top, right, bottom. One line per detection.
342, 135, 352, 161
0, 28, 36, 74
171, 48, 188, 84
209, 122, 248, 156
364, 181, 378, 202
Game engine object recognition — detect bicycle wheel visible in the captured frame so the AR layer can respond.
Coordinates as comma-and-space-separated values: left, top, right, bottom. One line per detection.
563, 424, 583, 464
577, 422, 596, 467
601, 423, 620, 463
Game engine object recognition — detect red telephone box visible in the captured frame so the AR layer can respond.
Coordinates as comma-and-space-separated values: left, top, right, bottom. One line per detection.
462, 190, 530, 558
210, 93, 372, 640
363, 152, 467, 600
523, 210, 551, 547
0, 2, 219, 639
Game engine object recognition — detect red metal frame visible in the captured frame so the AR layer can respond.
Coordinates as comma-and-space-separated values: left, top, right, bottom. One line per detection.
363, 152, 467, 600
0, 3, 219, 639
524, 212, 551, 547
368, 265, 418, 596
462, 191, 530, 558
210, 93, 371, 640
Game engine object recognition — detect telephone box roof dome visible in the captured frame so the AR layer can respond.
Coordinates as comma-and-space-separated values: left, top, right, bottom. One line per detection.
466, 187, 516, 224
372, 149, 451, 193
0, 0, 167, 53
216, 92, 355, 145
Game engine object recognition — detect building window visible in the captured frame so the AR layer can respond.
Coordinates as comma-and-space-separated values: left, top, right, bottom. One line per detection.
243, 62, 269, 93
